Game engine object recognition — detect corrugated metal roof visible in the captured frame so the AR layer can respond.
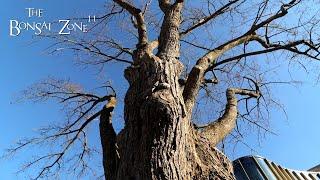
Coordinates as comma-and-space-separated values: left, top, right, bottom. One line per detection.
233, 156, 320, 180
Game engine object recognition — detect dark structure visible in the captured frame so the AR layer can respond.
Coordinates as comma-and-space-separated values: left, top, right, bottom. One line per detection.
309, 165, 320, 172
233, 156, 320, 180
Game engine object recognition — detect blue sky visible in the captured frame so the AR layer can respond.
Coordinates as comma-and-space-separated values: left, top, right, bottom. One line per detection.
0, 0, 320, 179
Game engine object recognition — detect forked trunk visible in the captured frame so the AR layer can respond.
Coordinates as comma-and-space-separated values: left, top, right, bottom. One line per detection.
98, 1, 237, 179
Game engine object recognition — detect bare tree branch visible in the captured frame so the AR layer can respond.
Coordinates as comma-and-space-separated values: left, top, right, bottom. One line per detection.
212, 38, 320, 69
200, 88, 260, 146
183, 34, 257, 115
113, 0, 148, 46
5, 78, 117, 179
180, 0, 241, 36
99, 96, 119, 180
183, 0, 303, 117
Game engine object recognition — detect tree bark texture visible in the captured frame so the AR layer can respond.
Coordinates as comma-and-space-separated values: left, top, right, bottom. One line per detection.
98, 52, 235, 180
99, 1, 238, 179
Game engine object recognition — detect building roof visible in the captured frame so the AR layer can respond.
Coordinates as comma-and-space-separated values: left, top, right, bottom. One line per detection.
309, 164, 320, 172
233, 155, 320, 180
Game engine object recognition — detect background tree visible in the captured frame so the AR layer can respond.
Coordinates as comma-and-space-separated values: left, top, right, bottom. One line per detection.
4, 0, 320, 179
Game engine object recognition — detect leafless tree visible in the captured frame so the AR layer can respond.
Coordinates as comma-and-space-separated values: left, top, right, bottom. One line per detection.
4, 0, 320, 179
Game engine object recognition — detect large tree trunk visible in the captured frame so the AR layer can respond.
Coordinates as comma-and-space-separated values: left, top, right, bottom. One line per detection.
108, 52, 235, 180
99, 1, 236, 179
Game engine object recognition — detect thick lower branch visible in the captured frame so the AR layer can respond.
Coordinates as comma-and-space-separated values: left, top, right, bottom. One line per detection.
183, 34, 257, 115
99, 97, 119, 180
200, 88, 260, 146
182, 1, 301, 117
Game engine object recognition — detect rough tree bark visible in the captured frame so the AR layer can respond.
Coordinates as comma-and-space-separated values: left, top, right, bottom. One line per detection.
97, 0, 302, 179
106, 51, 237, 180
98, 1, 238, 179
8, 0, 320, 179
